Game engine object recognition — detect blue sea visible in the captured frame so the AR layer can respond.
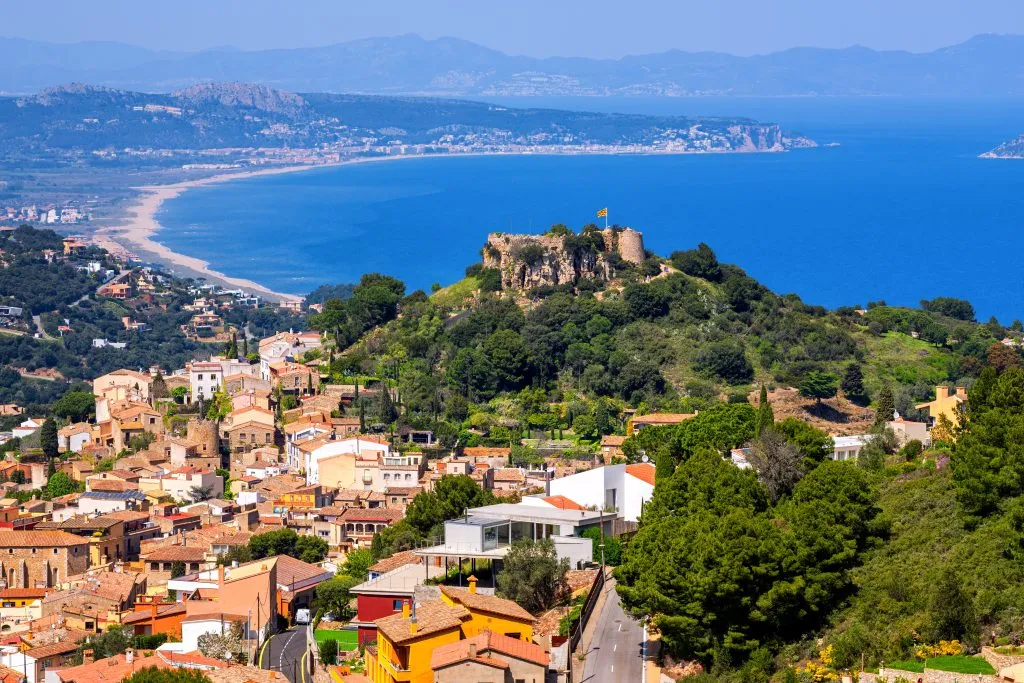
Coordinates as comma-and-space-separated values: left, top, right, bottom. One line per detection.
156, 97, 1024, 320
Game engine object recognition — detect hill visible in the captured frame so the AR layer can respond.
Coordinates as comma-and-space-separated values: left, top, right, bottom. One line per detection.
2, 33, 1024, 96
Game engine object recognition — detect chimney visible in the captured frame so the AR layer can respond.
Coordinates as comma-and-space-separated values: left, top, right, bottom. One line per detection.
83, 649, 94, 664
956, 386, 967, 399
935, 385, 949, 401
409, 600, 418, 634
125, 648, 134, 664
401, 602, 410, 619
218, 564, 225, 587
467, 575, 478, 594
469, 642, 478, 659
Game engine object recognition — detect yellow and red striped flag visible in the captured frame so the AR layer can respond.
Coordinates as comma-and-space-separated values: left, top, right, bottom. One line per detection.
596, 207, 608, 218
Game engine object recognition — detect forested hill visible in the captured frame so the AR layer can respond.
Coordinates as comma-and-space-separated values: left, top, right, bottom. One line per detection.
309, 226, 1024, 680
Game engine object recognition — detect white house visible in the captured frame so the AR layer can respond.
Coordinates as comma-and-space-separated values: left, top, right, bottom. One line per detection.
58, 423, 92, 454
188, 362, 223, 403
832, 435, 872, 462
545, 462, 656, 523
12, 418, 44, 440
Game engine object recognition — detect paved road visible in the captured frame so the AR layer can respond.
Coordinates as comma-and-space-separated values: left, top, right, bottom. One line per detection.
260, 627, 309, 683
582, 581, 644, 683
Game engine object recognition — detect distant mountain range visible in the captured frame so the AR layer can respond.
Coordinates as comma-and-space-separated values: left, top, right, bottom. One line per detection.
2, 33, 1024, 97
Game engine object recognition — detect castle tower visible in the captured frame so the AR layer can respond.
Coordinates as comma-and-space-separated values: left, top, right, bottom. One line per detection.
618, 228, 645, 265
186, 418, 220, 457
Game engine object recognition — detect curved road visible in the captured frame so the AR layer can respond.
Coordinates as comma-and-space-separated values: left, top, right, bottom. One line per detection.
582, 581, 645, 683
260, 627, 309, 683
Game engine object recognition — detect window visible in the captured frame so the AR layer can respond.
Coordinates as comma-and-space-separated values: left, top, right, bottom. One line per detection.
392, 599, 404, 611
53, 549, 58, 554
197, 374, 204, 380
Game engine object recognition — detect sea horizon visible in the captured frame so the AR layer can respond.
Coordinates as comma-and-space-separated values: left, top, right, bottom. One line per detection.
152, 97, 1024, 320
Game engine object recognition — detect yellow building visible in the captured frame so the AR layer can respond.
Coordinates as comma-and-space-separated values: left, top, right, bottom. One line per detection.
365, 577, 536, 683
915, 385, 966, 428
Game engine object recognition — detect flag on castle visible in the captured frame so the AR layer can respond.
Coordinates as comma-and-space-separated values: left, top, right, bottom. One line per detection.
596, 208, 608, 218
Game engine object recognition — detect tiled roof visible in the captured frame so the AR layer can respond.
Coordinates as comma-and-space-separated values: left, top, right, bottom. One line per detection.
87, 479, 136, 493
374, 599, 468, 645
339, 507, 403, 523
0, 530, 88, 548
24, 641, 79, 659
275, 555, 331, 587
631, 412, 696, 425
0, 588, 47, 599
625, 462, 656, 486
439, 586, 534, 622
383, 486, 421, 496
600, 435, 627, 446
492, 468, 525, 483
207, 665, 284, 683
543, 495, 584, 510
37, 514, 121, 531
430, 630, 549, 669
121, 602, 186, 623
155, 650, 228, 669
144, 546, 207, 562
368, 550, 421, 574
0, 665, 24, 683
51, 653, 168, 682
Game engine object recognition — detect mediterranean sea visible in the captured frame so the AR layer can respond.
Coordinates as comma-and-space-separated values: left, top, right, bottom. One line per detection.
156, 97, 1024, 320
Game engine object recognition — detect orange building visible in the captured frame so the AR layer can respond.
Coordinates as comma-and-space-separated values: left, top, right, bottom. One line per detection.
121, 595, 187, 638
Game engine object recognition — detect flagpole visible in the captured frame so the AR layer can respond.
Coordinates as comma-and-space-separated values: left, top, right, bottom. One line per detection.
605, 210, 608, 230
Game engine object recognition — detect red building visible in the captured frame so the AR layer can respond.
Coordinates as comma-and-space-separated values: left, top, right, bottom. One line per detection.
350, 555, 446, 646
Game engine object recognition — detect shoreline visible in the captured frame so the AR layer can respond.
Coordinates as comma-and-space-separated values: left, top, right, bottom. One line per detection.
97, 145, 813, 301
97, 153, 505, 301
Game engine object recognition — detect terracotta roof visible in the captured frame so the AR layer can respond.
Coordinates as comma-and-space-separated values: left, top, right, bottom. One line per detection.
625, 463, 656, 486
155, 650, 228, 669
384, 486, 421, 496
492, 468, 525, 483
144, 546, 207, 562
181, 612, 248, 624
439, 586, 534, 622
50, 653, 168, 682
462, 447, 511, 458
24, 641, 79, 659
600, 435, 627, 447
430, 629, 549, 670
368, 550, 421, 574
0, 588, 46, 599
374, 599, 469, 644
275, 555, 331, 587
0, 665, 24, 683
542, 495, 584, 510
207, 665, 284, 683
339, 507, 403, 523
121, 602, 186, 623
0, 530, 88, 548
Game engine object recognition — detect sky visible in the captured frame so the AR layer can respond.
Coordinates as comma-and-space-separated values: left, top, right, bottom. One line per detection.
2, 0, 1023, 58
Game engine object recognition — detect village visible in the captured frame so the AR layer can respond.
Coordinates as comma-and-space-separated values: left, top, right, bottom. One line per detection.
0, 298, 973, 683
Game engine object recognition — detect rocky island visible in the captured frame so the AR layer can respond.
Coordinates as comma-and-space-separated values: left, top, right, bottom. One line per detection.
980, 133, 1024, 158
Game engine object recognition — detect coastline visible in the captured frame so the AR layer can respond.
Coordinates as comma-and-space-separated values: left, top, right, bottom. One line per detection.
97, 153, 499, 301
96, 145, 813, 301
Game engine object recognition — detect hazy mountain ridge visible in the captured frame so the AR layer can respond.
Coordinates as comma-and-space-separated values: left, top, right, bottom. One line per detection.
2, 33, 1024, 96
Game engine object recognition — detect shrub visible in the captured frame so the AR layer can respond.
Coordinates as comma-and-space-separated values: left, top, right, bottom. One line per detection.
694, 342, 754, 383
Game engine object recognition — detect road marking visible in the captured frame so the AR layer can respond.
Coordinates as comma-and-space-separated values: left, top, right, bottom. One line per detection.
613, 644, 617, 652
611, 666, 615, 673
300, 650, 309, 683
617, 623, 622, 632
258, 635, 275, 668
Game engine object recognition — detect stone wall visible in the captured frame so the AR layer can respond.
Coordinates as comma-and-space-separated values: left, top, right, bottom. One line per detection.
860, 667, 1000, 683
482, 227, 645, 291
981, 646, 1024, 672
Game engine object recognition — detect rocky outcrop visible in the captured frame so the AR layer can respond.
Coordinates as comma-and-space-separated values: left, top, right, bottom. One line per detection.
482, 228, 644, 291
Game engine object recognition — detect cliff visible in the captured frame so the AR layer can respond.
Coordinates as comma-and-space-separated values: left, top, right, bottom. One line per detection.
483, 227, 644, 291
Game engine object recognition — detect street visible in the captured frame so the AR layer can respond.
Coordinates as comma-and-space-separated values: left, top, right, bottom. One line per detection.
260, 626, 310, 683
582, 581, 645, 683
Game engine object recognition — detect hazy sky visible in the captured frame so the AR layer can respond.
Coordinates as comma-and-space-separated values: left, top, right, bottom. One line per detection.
3, 0, 1023, 58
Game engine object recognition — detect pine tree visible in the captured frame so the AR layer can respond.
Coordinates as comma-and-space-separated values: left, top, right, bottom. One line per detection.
874, 385, 895, 426
755, 384, 774, 437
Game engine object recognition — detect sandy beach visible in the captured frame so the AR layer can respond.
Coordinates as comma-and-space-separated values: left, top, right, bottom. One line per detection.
97, 163, 346, 302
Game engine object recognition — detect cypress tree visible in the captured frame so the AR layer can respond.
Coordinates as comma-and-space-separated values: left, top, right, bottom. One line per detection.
755, 384, 774, 437
875, 385, 895, 426
41, 418, 58, 459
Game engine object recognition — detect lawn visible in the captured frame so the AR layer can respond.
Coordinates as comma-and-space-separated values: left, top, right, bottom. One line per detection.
315, 628, 359, 652
888, 657, 995, 675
